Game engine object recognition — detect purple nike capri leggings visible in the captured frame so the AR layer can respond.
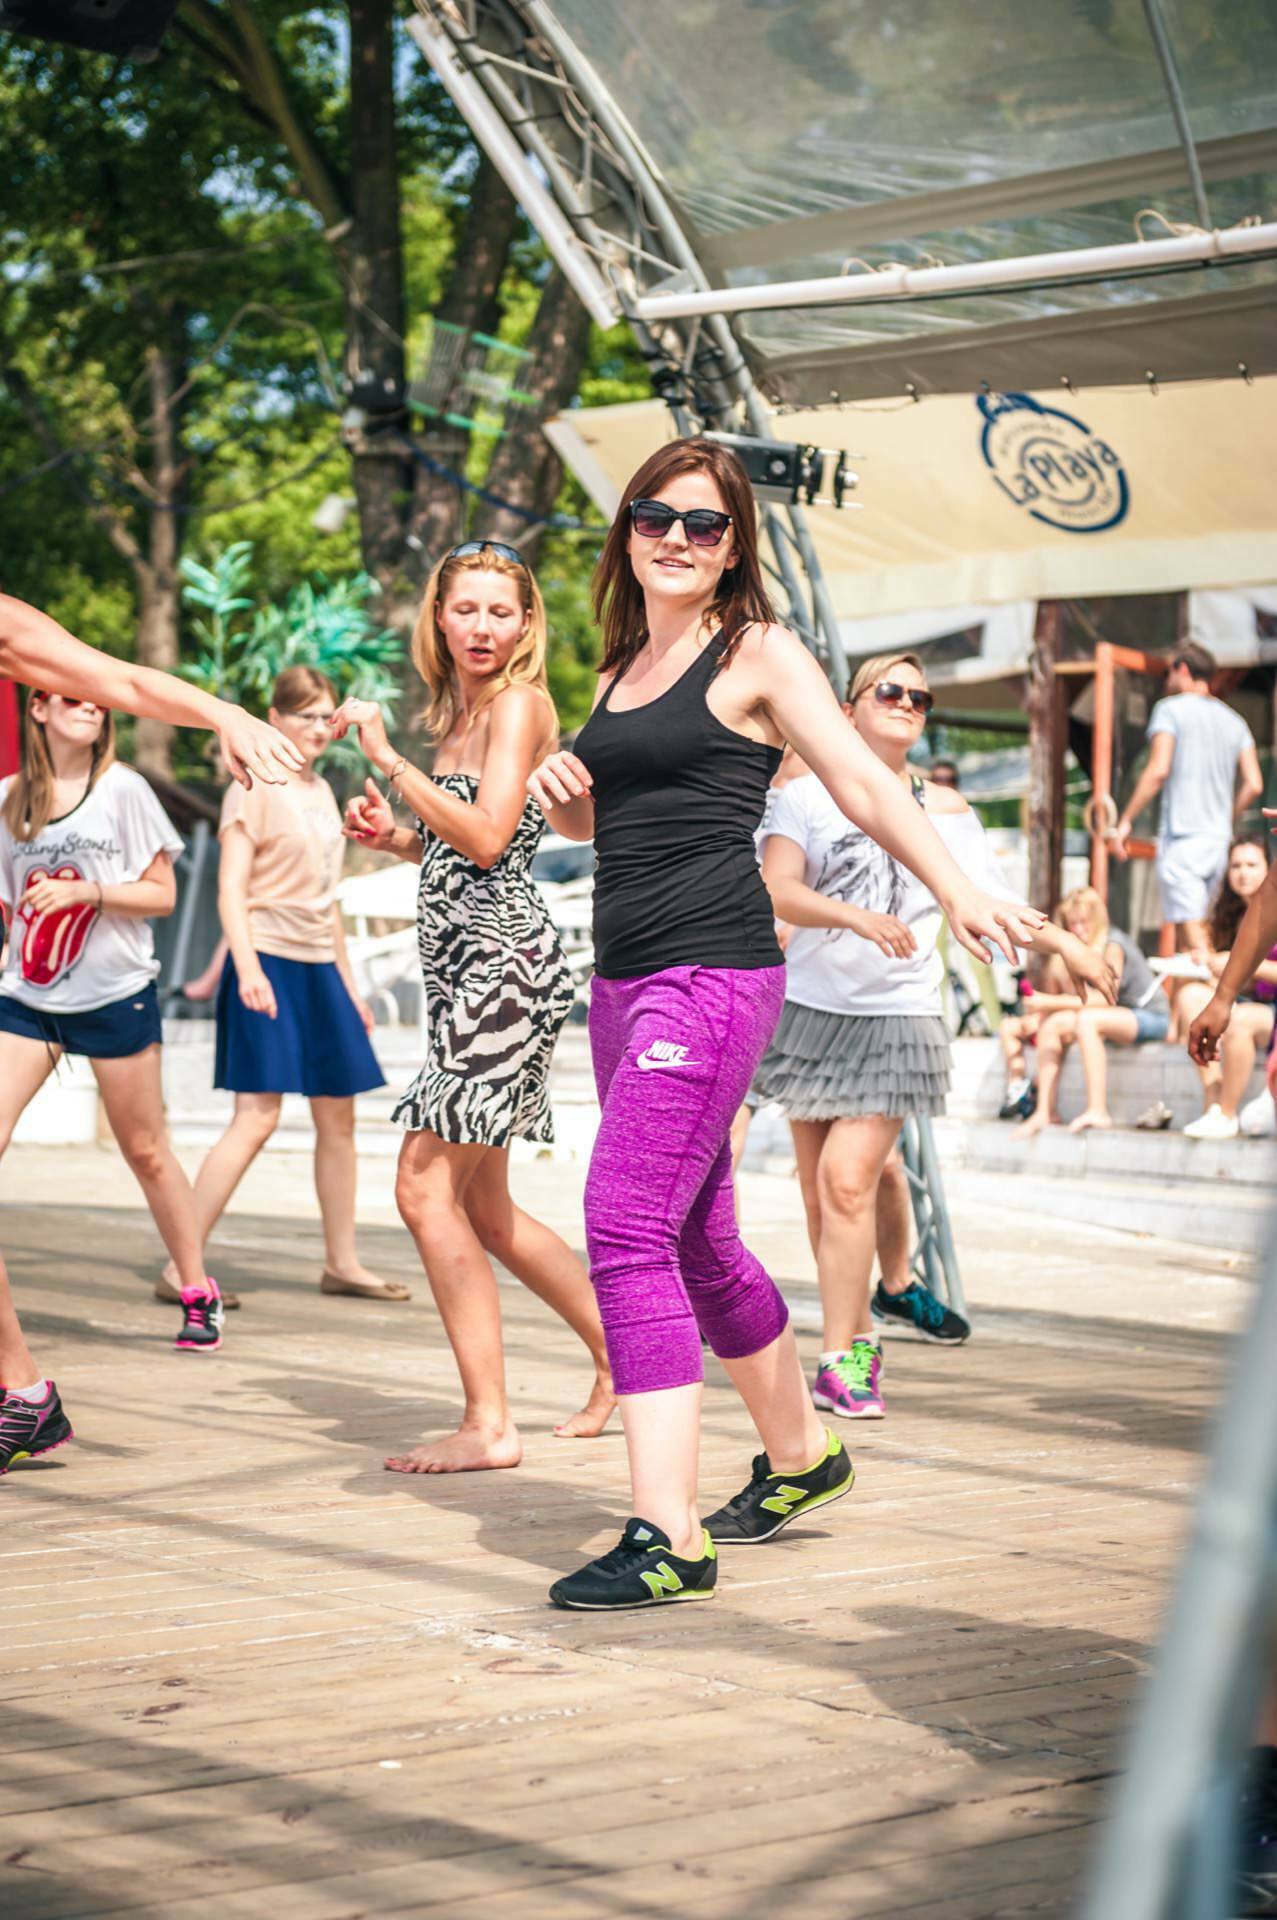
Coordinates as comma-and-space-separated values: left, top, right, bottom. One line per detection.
584, 964, 790, 1395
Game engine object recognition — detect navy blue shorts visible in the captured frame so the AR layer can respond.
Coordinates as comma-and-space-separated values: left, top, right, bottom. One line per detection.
214, 952, 384, 1099
0, 981, 162, 1058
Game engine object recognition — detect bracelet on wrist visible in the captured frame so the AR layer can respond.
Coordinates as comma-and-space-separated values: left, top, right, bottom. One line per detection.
386, 755, 408, 792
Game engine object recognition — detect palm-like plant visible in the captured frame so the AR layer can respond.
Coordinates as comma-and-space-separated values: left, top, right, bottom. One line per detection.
180, 545, 403, 782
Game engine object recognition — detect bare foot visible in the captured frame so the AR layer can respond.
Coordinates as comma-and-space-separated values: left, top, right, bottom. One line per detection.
1067, 1109, 1113, 1134
1012, 1111, 1058, 1139
384, 1422, 522, 1474
554, 1372, 617, 1439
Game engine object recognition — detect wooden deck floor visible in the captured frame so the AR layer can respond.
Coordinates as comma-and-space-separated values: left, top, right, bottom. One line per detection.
1, 1199, 1230, 1920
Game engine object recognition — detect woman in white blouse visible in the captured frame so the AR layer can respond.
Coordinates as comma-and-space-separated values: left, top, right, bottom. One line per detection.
757, 651, 1112, 1421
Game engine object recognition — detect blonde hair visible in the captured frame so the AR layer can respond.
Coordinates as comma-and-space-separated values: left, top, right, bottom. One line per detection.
270, 665, 337, 714
411, 545, 550, 741
846, 651, 929, 706
1, 692, 116, 844
1057, 885, 1110, 948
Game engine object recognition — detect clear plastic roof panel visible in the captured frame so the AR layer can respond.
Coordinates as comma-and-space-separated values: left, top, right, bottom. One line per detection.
549, 0, 1277, 239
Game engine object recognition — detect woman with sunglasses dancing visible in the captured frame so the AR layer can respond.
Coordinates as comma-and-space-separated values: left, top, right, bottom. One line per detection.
528, 438, 1050, 1613
0, 592, 301, 1474
333, 540, 614, 1471
756, 651, 1112, 1419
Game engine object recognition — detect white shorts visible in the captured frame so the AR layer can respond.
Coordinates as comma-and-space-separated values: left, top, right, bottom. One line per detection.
1156, 835, 1229, 925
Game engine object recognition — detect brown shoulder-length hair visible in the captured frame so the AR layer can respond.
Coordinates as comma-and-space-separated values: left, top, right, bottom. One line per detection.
2, 692, 116, 843
270, 665, 338, 715
1209, 835, 1270, 951
592, 437, 775, 677
411, 545, 550, 742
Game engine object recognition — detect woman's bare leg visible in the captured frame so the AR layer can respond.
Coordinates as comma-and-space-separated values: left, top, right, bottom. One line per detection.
1068, 1007, 1139, 1131
462, 1147, 614, 1438
309, 1095, 391, 1289
1013, 1011, 1077, 1137
0, 1033, 61, 1386
161, 1092, 281, 1287
1219, 1007, 1275, 1118
94, 1048, 209, 1292
1177, 982, 1224, 1111
793, 1114, 902, 1350
387, 1130, 521, 1473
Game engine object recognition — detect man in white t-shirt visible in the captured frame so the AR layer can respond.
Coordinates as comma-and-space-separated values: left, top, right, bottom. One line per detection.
1112, 642, 1262, 949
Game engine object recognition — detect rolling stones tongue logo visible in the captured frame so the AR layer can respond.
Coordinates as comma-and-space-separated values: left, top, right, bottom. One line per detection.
18, 864, 100, 988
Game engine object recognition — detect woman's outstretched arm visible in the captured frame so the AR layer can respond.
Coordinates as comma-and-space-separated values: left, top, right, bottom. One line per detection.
0, 594, 301, 787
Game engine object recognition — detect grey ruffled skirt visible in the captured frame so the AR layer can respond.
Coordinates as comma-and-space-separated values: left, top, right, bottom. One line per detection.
754, 1001, 951, 1120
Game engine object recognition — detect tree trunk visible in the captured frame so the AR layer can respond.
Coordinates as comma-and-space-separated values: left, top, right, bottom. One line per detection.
1025, 599, 1066, 925
132, 321, 186, 777
471, 269, 592, 558
399, 156, 524, 586
344, 0, 413, 596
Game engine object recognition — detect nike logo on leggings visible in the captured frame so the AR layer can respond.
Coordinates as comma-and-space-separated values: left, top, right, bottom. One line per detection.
636, 1040, 695, 1071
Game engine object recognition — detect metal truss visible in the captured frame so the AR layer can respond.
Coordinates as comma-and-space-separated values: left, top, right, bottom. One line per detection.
407, 0, 847, 684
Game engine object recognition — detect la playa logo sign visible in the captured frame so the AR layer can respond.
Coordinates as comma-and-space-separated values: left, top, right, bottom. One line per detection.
978, 391, 1130, 534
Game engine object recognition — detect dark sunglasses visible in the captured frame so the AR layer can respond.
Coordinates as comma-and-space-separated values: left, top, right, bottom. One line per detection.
871, 681, 934, 716
630, 498, 733, 548
444, 539, 525, 568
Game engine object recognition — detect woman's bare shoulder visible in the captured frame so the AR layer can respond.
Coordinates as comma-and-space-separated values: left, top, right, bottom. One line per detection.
923, 781, 970, 817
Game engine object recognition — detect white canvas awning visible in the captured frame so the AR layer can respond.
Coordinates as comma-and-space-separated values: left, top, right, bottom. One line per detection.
546, 377, 1277, 621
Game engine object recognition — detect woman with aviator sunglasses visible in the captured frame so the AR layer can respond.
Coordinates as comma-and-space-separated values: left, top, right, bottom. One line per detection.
756, 653, 1112, 1419
331, 539, 614, 1473
526, 436, 1071, 1614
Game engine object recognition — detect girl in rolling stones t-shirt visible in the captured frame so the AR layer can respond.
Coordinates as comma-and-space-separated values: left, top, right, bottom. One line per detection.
0, 691, 226, 1356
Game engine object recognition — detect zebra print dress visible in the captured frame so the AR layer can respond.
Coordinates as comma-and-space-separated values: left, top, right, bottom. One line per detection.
391, 773, 574, 1146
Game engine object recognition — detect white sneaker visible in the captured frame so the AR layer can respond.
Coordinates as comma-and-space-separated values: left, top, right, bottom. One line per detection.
1183, 1104, 1240, 1141
1240, 1091, 1277, 1136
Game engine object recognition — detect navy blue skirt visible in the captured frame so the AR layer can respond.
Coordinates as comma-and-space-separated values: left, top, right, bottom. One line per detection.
214, 953, 384, 1098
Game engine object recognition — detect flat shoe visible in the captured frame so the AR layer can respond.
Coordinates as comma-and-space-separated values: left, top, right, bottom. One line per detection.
154, 1275, 241, 1310
319, 1270, 412, 1302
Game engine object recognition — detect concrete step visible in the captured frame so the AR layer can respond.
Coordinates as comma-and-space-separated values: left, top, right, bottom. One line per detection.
940, 1164, 1268, 1256
933, 1113, 1276, 1190
949, 1033, 1268, 1129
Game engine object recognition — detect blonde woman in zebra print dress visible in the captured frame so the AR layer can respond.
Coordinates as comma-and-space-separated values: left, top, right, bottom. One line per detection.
332, 541, 614, 1473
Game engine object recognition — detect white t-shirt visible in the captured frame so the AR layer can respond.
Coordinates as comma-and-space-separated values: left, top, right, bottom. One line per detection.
762, 773, 1019, 1016
0, 764, 184, 1012
1147, 694, 1253, 844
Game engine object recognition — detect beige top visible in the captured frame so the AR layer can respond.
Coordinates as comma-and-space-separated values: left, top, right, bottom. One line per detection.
219, 773, 344, 963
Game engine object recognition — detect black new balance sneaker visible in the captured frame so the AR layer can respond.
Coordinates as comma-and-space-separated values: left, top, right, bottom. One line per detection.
549, 1519, 718, 1611
872, 1280, 970, 1344
704, 1429, 855, 1545
175, 1288, 224, 1353
0, 1381, 74, 1474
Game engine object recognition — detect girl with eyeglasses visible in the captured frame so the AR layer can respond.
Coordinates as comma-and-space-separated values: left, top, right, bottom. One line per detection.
332, 541, 614, 1472
756, 653, 1111, 1415
160, 666, 395, 1311
0, 592, 301, 1474
526, 437, 1102, 1613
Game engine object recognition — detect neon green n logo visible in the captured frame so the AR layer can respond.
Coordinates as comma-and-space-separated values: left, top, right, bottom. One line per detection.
640, 1560, 684, 1599
759, 1484, 808, 1516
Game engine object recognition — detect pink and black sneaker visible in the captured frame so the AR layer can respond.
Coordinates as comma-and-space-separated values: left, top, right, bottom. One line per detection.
0, 1380, 74, 1473
175, 1284, 224, 1354
811, 1341, 885, 1420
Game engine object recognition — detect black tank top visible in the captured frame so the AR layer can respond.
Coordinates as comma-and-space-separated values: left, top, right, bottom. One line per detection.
575, 633, 784, 978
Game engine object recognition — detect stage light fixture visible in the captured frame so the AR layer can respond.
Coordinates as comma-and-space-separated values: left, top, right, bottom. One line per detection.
705, 432, 859, 508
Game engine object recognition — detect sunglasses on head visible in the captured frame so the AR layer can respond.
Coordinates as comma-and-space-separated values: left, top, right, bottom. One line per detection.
869, 681, 934, 716
444, 539, 525, 568
629, 498, 733, 548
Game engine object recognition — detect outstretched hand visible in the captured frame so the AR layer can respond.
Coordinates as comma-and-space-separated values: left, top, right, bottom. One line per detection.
344, 778, 397, 848
330, 698, 392, 763
942, 885, 1045, 966
217, 707, 302, 788
1064, 943, 1119, 1006
1187, 994, 1232, 1066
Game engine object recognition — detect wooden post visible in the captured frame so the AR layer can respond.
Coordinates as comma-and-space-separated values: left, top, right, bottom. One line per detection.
1026, 600, 1065, 916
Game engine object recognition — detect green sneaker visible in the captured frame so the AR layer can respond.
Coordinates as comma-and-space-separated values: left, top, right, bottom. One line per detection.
549, 1519, 718, 1611
703, 1430, 855, 1545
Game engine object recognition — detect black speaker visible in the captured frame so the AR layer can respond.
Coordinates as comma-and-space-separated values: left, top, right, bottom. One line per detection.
0, 0, 181, 59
